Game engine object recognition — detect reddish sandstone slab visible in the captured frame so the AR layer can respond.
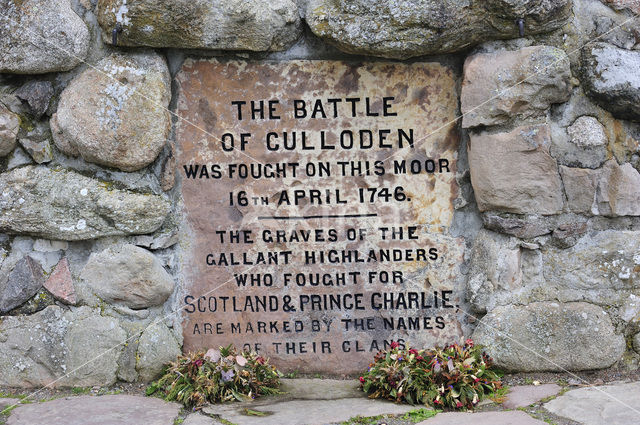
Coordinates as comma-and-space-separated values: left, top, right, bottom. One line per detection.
44, 258, 76, 305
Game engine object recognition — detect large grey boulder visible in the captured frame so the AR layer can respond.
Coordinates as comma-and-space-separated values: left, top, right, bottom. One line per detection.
0, 256, 44, 314
0, 166, 170, 241
472, 302, 625, 371
306, 0, 572, 59
468, 125, 564, 215
96, 0, 301, 52
81, 244, 174, 309
462, 46, 571, 128
0, 306, 126, 387
0, 0, 89, 74
51, 52, 171, 172
582, 42, 640, 121
136, 322, 181, 381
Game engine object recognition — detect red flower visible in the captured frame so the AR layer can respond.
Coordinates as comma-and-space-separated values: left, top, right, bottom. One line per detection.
433, 399, 441, 405
359, 376, 365, 383
255, 356, 265, 365
465, 339, 474, 347
409, 349, 418, 355
474, 378, 480, 383
416, 355, 424, 361
390, 341, 399, 349
456, 401, 463, 408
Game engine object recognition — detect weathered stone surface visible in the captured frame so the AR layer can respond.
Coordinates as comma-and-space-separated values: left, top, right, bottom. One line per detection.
634, 333, 640, 353
468, 230, 640, 312
560, 161, 640, 216
0, 166, 170, 241
0, 306, 126, 387
8, 287, 55, 316
543, 230, 640, 306
416, 411, 547, 425
462, 46, 571, 128
204, 398, 415, 425
6, 147, 33, 170
0, 107, 20, 157
545, 382, 640, 425
548, 88, 610, 169
14, 81, 54, 119
596, 160, 640, 216
619, 294, 640, 323
582, 42, 640, 121
568, 116, 608, 147
306, 1, 571, 60
503, 384, 562, 409
280, 378, 361, 400
472, 302, 625, 371
601, 0, 640, 13
560, 166, 599, 214
468, 125, 563, 214
63, 314, 127, 386
97, 0, 301, 51
467, 230, 522, 314
0, 256, 44, 314
177, 59, 464, 374
51, 52, 170, 172
0, 0, 90, 74
183, 413, 217, 425
481, 213, 553, 239
18, 138, 53, 164
81, 244, 174, 309
44, 258, 77, 305
6, 395, 181, 425
136, 322, 181, 381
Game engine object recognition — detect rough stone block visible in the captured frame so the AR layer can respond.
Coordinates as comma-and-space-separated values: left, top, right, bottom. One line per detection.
462, 46, 571, 128
468, 125, 563, 215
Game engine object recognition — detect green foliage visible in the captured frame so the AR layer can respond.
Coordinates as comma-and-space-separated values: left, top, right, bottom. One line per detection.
402, 408, 440, 421
359, 339, 502, 410
71, 387, 91, 395
146, 344, 282, 408
340, 414, 385, 425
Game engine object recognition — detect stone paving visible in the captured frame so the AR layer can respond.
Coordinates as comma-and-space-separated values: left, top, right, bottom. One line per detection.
544, 381, 640, 425
2, 380, 640, 425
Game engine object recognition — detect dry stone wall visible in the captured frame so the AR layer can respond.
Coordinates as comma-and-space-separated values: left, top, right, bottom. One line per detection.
0, 0, 638, 386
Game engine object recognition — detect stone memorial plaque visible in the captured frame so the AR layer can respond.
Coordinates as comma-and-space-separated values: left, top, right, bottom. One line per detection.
176, 59, 464, 374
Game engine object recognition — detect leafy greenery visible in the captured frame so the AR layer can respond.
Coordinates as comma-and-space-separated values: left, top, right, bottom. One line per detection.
340, 414, 385, 425
402, 408, 440, 421
71, 387, 91, 395
147, 344, 282, 407
359, 339, 502, 410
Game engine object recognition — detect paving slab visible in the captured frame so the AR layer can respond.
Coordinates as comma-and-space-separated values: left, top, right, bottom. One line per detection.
544, 381, 640, 425
183, 413, 219, 425
503, 384, 562, 409
279, 378, 362, 400
6, 395, 181, 425
203, 398, 416, 425
0, 398, 21, 412
416, 411, 548, 425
